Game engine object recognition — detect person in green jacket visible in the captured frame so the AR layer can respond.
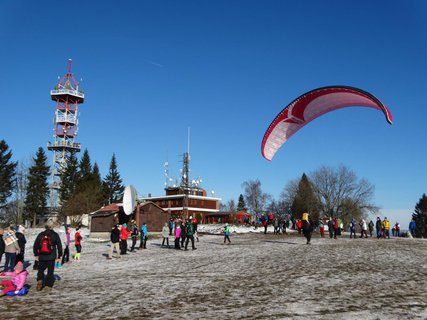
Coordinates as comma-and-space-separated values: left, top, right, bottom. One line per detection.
184, 217, 197, 251
224, 223, 231, 244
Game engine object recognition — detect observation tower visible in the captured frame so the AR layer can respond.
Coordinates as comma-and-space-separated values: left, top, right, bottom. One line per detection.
47, 59, 84, 208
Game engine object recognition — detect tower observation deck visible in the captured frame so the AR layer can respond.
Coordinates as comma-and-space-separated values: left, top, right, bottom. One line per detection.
47, 59, 84, 208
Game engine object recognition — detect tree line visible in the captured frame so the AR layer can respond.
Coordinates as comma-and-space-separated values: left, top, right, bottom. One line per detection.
222, 165, 427, 238
0, 139, 124, 226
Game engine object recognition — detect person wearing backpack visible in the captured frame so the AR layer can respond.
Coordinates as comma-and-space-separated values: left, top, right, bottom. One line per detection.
33, 219, 62, 292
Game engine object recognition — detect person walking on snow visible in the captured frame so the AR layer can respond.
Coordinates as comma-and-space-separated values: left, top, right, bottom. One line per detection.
376, 217, 382, 239
33, 219, 62, 291
359, 218, 368, 238
61, 227, 71, 265
302, 213, 313, 244
224, 223, 231, 244
129, 220, 139, 252
382, 217, 391, 239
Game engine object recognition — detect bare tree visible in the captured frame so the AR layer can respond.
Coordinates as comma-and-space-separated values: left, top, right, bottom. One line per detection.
242, 179, 271, 215
219, 199, 236, 212
279, 178, 299, 215
309, 165, 378, 222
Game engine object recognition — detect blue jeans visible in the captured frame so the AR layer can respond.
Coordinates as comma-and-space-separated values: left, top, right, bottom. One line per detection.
4, 252, 16, 272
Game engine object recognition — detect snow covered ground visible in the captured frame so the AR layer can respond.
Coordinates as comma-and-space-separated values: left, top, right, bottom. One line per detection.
1, 225, 427, 319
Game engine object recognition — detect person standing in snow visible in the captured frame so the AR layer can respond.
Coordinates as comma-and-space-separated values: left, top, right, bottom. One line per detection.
120, 223, 130, 254
174, 224, 182, 250
224, 223, 231, 244
327, 219, 334, 238
108, 224, 121, 259
74, 227, 83, 260
180, 220, 187, 248
129, 220, 139, 252
349, 218, 357, 239
368, 220, 374, 237
185, 217, 196, 250
61, 227, 71, 265
161, 222, 170, 247
382, 217, 391, 239
139, 223, 148, 249
15, 226, 26, 265
3, 228, 20, 272
376, 217, 382, 239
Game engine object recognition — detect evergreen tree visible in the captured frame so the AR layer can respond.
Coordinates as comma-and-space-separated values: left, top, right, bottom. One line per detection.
24, 147, 50, 226
59, 151, 79, 207
0, 140, 17, 208
412, 194, 427, 238
291, 173, 320, 221
78, 149, 92, 187
237, 194, 247, 211
103, 153, 125, 203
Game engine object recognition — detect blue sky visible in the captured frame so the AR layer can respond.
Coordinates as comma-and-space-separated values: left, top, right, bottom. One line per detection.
1, 1, 426, 227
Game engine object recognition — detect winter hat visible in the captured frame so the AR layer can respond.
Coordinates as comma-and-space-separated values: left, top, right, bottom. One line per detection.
122, 223, 127, 227
15, 261, 23, 272
189, 216, 193, 219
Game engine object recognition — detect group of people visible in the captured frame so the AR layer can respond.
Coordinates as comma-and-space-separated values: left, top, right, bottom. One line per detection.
0, 220, 85, 296
108, 216, 200, 259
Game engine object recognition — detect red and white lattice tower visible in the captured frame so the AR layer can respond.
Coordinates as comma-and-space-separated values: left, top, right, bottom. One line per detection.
47, 59, 84, 208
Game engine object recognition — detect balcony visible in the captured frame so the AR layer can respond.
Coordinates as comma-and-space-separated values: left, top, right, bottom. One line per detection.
51, 89, 84, 103
47, 140, 81, 151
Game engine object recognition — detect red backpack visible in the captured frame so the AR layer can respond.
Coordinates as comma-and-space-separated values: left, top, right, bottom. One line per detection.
39, 234, 53, 255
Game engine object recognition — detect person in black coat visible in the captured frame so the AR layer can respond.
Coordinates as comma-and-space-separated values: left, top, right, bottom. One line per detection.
302, 214, 314, 245
0, 228, 5, 266
33, 220, 62, 291
15, 226, 27, 265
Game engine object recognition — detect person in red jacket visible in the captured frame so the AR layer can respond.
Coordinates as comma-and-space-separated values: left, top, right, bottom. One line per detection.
74, 227, 82, 260
120, 224, 131, 255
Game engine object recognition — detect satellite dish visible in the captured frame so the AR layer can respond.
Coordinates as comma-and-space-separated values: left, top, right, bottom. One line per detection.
123, 185, 137, 215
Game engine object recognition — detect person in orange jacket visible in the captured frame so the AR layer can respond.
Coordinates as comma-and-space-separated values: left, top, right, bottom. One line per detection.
120, 223, 131, 255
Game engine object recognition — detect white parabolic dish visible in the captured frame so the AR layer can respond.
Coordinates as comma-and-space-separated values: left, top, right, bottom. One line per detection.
123, 185, 137, 215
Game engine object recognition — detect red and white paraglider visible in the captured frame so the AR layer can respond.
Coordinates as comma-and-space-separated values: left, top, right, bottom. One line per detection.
261, 86, 393, 160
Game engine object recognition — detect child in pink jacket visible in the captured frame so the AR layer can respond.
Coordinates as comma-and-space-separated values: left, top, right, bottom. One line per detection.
0, 261, 28, 296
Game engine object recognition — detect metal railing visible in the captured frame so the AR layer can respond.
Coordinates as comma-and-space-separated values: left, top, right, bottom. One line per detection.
51, 89, 84, 98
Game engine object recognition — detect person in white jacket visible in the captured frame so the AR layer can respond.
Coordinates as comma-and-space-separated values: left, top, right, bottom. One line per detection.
359, 219, 368, 238
161, 223, 170, 247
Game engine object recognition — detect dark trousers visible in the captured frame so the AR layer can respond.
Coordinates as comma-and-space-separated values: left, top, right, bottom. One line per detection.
224, 235, 231, 243
334, 228, 339, 239
181, 236, 185, 247
37, 260, 55, 287
75, 244, 82, 253
185, 235, 195, 249
120, 239, 128, 254
4, 252, 16, 272
62, 246, 70, 264
16, 252, 24, 265
162, 238, 169, 246
304, 232, 312, 244
174, 238, 181, 249
130, 237, 137, 251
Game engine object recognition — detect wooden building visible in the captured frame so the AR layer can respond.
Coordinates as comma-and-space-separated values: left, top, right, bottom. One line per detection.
141, 186, 221, 223
89, 201, 169, 238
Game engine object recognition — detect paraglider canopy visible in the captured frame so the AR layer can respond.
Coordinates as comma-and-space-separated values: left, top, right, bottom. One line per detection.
261, 86, 393, 160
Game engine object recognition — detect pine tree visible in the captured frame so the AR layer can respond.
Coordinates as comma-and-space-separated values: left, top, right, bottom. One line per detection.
237, 194, 247, 211
78, 149, 92, 187
0, 140, 17, 208
412, 194, 427, 238
103, 153, 124, 204
291, 173, 320, 221
24, 147, 50, 226
59, 151, 79, 207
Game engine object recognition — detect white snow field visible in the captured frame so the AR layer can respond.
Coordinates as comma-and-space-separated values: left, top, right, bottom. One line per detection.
1, 225, 427, 319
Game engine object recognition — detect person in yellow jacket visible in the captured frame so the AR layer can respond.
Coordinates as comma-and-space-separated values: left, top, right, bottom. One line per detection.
382, 217, 391, 239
